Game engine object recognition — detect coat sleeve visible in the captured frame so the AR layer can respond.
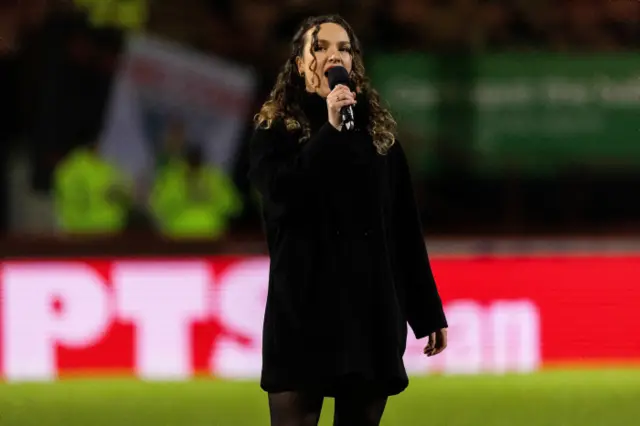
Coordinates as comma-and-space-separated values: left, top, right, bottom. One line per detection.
392, 142, 448, 339
248, 120, 343, 203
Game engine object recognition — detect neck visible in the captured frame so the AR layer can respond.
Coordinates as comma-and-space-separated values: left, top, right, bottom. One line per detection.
305, 88, 326, 98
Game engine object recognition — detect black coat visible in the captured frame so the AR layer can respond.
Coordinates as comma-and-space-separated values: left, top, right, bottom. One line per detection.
248, 92, 447, 397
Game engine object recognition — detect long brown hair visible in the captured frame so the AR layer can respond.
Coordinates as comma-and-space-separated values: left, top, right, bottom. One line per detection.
254, 15, 397, 155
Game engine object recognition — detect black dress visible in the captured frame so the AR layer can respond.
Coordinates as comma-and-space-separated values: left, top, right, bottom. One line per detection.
248, 91, 447, 397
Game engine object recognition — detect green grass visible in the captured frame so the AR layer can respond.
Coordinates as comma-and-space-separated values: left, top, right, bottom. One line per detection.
1, 370, 639, 426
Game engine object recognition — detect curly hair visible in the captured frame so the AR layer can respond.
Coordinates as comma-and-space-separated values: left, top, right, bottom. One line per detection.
254, 15, 397, 155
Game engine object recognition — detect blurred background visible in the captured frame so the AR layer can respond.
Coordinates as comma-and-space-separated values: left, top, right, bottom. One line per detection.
0, 0, 639, 425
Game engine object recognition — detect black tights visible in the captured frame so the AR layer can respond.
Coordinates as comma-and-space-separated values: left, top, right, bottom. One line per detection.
268, 391, 388, 426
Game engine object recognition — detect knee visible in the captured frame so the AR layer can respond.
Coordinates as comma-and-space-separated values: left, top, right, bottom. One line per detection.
333, 396, 387, 426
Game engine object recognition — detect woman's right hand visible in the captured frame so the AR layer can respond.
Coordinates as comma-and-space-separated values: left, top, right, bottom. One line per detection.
326, 84, 357, 131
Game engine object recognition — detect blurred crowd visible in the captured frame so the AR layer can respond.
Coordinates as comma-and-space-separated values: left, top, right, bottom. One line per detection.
150, 0, 640, 89
154, 0, 640, 56
4, 1, 639, 69
1, 0, 639, 240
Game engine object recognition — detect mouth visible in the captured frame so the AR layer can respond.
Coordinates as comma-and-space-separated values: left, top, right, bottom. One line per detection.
323, 65, 341, 77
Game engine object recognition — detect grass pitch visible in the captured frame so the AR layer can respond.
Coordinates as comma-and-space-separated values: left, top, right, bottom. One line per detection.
0, 370, 638, 426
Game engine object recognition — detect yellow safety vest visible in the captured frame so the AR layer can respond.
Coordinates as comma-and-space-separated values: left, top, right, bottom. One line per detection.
73, 0, 147, 31
54, 148, 130, 234
150, 160, 241, 239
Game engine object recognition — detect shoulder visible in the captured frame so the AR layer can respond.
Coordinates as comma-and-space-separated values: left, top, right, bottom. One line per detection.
54, 159, 72, 183
384, 140, 413, 177
251, 118, 300, 152
252, 118, 293, 140
387, 139, 407, 160
55, 152, 85, 178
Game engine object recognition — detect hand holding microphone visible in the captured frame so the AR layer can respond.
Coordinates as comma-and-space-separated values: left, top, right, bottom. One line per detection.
326, 66, 356, 131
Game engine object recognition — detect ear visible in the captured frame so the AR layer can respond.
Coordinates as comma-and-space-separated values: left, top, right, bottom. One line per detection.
295, 56, 304, 75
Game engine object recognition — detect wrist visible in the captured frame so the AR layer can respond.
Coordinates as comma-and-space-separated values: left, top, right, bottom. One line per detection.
329, 120, 343, 132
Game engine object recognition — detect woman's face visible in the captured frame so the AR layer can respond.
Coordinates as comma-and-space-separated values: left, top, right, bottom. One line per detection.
296, 22, 354, 98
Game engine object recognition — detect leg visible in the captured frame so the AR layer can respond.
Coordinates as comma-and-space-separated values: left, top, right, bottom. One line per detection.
333, 392, 388, 426
268, 391, 324, 426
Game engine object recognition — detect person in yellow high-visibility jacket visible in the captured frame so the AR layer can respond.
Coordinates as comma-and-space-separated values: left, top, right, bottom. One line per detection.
54, 143, 132, 235
150, 146, 241, 239
73, 0, 147, 31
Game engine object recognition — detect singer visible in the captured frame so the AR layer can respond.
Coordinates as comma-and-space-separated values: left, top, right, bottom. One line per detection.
249, 15, 448, 426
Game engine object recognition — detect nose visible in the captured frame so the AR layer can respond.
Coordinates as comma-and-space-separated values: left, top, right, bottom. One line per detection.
327, 51, 341, 64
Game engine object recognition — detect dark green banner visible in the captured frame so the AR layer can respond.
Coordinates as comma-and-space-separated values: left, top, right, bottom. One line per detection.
369, 53, 640, 177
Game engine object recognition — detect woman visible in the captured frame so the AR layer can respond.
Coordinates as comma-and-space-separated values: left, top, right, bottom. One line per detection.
248, 15, 448, 426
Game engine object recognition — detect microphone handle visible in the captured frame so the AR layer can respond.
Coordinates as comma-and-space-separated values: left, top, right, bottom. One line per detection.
340, 106, 355, 130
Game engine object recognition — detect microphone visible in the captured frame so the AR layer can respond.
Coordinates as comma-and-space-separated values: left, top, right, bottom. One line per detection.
326, 66, 355, 131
